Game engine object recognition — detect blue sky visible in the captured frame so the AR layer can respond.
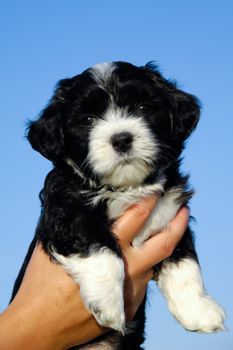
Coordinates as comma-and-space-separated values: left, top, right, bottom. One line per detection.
1, 1, 232, 349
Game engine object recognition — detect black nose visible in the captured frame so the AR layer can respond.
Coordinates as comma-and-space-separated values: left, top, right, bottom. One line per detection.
111, 132, 133, 153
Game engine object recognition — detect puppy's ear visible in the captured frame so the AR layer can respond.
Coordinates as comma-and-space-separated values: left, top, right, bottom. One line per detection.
144, 63, 200, 142
27, 78, 74, 161
171, 89, 200, 143
27, 104, 64, 161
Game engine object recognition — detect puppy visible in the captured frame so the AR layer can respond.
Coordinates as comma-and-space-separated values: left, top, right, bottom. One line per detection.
11, 62, 225, 349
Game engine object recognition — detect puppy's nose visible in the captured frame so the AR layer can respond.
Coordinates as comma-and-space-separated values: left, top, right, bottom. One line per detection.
111, 132, 133, 153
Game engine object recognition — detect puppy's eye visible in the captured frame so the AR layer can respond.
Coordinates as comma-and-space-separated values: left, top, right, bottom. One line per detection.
139, 99, 160, 112
82, 116, 97, 126
139, 104, 151, 112
87, 117, 96, 125
139, 104, 146, 110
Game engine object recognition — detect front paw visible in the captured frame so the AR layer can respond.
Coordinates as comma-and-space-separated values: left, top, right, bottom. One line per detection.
52, 247, 126, 332
170, 294, 226, 333
158, 258, 226, 333
91, 300, 125, 332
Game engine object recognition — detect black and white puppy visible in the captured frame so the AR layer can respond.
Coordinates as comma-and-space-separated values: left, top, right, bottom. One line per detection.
11, 62, 225, 349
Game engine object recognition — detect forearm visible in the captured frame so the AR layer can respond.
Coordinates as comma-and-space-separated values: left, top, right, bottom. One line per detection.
0, 292, 106, 350
0, 301, 55, 350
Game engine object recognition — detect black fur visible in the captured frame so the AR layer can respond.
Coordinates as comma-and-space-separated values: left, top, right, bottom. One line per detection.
11, 61, 200, 349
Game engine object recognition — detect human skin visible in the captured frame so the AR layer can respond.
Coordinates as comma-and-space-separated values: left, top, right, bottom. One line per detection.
0, 197, 189, 350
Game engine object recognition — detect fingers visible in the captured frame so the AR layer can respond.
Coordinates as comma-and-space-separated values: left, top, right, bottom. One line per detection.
139, 206, 189, 270
112, 196, 158, 245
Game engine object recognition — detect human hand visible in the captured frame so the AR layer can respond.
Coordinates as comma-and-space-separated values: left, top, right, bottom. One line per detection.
0, 197, 188, 350
112, 197, 189, 320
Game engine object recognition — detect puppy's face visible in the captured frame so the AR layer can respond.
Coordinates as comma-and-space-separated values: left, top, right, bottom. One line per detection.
28, 62, 200, 187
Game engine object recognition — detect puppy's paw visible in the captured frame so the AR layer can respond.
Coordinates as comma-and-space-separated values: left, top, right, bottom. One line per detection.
170, 294, 226, 333
52, 247, 126, 332
91, 300, 125, 332
158, 258, 226, 333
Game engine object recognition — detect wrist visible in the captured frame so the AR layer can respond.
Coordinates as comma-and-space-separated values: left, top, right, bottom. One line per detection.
0, 299, 60, 350
6, 289, 107, 350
